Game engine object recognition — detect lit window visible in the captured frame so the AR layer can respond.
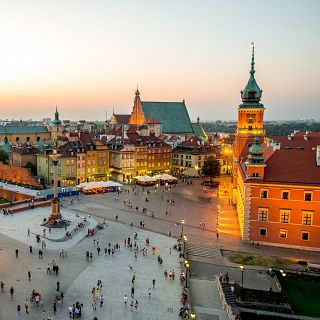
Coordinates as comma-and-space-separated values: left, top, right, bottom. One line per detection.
301, 231, 309, 241
260, 189, 268, 198
304, 192, 312, 201
259, 228, 267, 237
281, 191, 289, 200
279, 229, 287, 239
258, 208, 268, 222
280, 210, 290, 223
302, 211, 312, 225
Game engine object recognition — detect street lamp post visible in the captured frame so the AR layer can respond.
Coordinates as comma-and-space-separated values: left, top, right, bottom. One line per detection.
183, 235, 187, 256
181, 219, 185, 238
184, 260, 190, 288
240, 265, 245, 286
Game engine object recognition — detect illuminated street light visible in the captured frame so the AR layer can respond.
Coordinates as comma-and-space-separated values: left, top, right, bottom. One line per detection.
184, 260, 190, 288
190, 312, 196, 319
240, 265, 245, 286
183, 235, 188, 256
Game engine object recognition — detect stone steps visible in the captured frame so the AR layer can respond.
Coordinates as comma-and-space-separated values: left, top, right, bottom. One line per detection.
186, 243, 222, 259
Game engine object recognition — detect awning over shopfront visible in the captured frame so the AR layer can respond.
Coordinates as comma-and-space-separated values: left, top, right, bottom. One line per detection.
76, 181, 123, 194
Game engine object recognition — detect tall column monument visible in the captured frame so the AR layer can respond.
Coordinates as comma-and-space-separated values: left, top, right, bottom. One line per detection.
48, 148, 62, 222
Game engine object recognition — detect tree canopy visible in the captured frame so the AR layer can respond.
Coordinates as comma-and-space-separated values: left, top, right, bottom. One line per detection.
0, 149, 9, 164
202, 156, 220, 181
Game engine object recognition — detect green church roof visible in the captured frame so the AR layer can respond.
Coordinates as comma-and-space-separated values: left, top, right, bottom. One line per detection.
0, 126, 48, 134
141, 101, 194, 134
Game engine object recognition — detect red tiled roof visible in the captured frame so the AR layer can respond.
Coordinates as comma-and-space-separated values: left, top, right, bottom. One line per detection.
145, 117, 160, 124
262, 148, 320, 185
114, 114, 130, 124
268, 132, 320, 150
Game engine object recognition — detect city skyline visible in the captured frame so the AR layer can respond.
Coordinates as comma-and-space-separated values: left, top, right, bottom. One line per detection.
0, 0, 319, 121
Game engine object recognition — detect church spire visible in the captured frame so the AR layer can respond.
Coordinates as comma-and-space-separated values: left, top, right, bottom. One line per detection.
52, 106, 62, 125
241, 43, 262, 103
250, 42, 255, 76
129, 87, 145, 125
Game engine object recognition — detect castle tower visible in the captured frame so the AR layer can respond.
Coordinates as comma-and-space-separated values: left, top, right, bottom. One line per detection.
234, 44, 265, 161
51, 106, 63, 141
129, 88, 145, 125
246, 136, 266, 179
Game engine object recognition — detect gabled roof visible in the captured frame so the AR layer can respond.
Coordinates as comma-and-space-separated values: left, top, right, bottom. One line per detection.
113, 114, 130, 124
141, 101, 193, 134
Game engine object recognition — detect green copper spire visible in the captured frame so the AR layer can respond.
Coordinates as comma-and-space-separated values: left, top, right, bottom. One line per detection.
241, 43, 263, 103
52, 106, 62, 125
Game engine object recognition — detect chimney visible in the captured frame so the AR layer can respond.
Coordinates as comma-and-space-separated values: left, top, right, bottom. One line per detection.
273, 143, 281, 151
317, 145, 320, 166
288, 135, 291, 140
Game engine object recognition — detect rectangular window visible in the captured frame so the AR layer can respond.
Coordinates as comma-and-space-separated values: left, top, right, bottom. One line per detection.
280, 209, 290, 223
281, 191, 289, 200
260, 189, 268, 198
259, 227, 267, 237
302, 211, 313, 225
301, 231, 310, 241
258, 208, 268, 222
304, 192, 312, 201
279, 229, 287, 239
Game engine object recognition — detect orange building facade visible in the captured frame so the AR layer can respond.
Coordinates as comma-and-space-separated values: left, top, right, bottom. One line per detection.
233, 46, 320, 251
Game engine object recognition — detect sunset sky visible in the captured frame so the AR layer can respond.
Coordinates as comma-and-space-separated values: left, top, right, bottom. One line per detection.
0, 0, 319, 121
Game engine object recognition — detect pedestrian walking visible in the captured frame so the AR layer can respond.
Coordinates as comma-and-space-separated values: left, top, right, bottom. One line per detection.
17, 304, 21, 317
15, 249, 19, 258
99, 294, 104, 307
92, 299, 97, 311
68, 305, 73, 318
28, 271, 31, 281
10, 286, 14, 298
29, 245, 33, 254
97, 247, 101, 255
56, 281, 60, 291
134, 300, 139, 311
152, 279, 156, 289
53, 300, 57, 315
148, 287, 152, 298
124, 294, 128, 307
130, 300, 134, 312
131, 286, 135, 298
24, 299, 29, 314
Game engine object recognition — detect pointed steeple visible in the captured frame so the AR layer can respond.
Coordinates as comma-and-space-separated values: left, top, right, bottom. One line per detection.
197, 116, 200, 124
135, 85, 140, 97
52, 106, 62, 125
129, 87, 145, 125
241, 43, 263, 103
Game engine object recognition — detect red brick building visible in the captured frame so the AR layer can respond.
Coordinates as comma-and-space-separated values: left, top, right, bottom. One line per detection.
233, 47, 320, 251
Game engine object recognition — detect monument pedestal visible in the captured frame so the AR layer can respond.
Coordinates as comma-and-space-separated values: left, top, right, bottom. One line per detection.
48, 198, 61, 222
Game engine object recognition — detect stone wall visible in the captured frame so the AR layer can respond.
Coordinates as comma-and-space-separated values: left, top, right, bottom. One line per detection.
0, 162, 40, 187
